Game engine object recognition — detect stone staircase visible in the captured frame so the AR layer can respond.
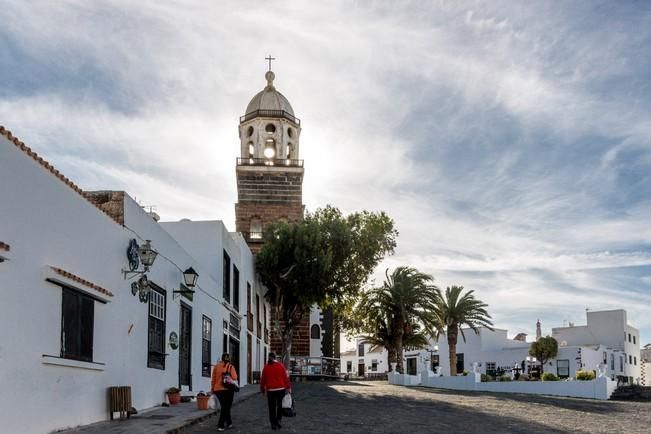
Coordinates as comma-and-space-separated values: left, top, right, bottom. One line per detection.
610, 385, 651, 401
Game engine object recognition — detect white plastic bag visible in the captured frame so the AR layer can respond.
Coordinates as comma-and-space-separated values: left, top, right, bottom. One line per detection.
282, 393, 292, 409
208, 394, 218, 409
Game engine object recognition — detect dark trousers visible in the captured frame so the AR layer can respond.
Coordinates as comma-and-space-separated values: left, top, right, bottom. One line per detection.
267, 389, 285, 427
215, 390, 234, 428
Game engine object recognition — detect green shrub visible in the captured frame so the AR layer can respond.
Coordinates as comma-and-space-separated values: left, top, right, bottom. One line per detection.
542, 372, 559, 381
575, 370, 595, 381
481, 374, 490, 382
497, 375, 512, 382
462, 370, 469, 376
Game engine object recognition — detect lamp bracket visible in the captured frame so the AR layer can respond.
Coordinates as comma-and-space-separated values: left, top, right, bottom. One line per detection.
122, 267, 150, 280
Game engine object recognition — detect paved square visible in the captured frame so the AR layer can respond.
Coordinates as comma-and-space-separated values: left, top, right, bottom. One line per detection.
185, 381, 650, 434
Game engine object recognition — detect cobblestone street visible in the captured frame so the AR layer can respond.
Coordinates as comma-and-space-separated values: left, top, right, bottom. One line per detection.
185, 381, 651, 434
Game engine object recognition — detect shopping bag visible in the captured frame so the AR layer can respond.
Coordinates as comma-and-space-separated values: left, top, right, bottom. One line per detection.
282, 393, 292, 409
208, 394, 217, 409
281, 393, 296, 417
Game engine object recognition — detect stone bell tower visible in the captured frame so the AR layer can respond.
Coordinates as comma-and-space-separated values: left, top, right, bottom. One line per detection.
235, 68, 305, 254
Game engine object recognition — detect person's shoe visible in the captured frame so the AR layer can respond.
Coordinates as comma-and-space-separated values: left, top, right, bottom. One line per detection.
217, 428, 225, 432
227, 424, 234, 429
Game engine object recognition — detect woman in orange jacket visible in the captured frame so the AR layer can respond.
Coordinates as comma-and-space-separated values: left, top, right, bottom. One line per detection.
211, 353, 238, 432
260, 352, 291, 430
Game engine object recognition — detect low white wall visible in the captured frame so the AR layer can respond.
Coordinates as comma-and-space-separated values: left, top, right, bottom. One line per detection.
389, 370, 616, 400
388, 371, 421, 386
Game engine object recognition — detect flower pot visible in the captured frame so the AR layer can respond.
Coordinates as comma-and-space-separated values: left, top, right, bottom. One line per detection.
167, 392, 181, 405
196, 395, 210, 410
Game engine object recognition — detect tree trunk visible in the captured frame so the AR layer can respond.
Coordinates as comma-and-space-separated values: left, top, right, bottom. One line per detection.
387, 348, 397, 371
448, 326, 458, 376
279, 306, 305, 370
280, 324, 293, 369
395, 320, 405, 374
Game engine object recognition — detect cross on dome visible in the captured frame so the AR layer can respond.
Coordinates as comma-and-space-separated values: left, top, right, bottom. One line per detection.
265, 55, 276, 71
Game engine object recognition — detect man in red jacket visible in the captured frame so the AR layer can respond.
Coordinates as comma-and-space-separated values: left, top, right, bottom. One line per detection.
260, 352, 291, 430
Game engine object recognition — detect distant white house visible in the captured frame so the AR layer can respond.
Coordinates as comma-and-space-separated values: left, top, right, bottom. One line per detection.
407, 309, 641, 384
340, 338, 389, 377
641, 343, 651, 386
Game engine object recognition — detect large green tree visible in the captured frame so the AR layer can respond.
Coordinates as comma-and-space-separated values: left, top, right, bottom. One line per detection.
256, 206, 397, 366
431, 286, 494, 376
352, 267, 440, 373
529, 336, 558, 375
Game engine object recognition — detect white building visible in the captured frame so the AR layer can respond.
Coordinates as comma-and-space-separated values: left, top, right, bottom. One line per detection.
641, 343, 651, 386
0, 126, 271, 434
402, 310, 642, 384
552, 309, 641, 384
340, 338, 389, 377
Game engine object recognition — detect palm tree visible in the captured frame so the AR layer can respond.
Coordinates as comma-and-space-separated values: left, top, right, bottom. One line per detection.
432, 286, 494, 376
356, 266, 440, 373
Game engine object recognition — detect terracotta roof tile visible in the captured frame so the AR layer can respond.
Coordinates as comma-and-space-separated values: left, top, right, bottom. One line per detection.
0, 125, 122, 225
50, 266, 114, 297
0, 242, 9, 252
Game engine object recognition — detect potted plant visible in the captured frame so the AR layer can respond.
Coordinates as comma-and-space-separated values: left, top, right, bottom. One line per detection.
196, 391, 210, 410
166, 387, 181, 405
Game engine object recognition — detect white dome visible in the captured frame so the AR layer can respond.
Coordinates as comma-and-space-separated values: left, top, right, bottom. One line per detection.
244, 71, 294, 116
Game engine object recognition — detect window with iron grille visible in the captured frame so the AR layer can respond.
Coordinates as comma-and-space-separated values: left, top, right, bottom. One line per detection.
202, 315, 212, 377
223, 251, 231, 303
61, 287, 95, 362
148, 286, 166, 369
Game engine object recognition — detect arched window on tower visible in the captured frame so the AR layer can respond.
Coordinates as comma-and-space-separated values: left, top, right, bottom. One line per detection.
264, 138, 276, 161
310, 324, 321, 339
287, 143, 292, 159
250, 218, 262, 240
248, 142, 255, 160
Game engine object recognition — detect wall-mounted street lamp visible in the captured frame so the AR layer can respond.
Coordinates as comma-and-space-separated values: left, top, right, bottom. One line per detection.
174, 267, 199, 296
123, 239, 158, 303
182, 267, 199, 288
123, 239, 158, 279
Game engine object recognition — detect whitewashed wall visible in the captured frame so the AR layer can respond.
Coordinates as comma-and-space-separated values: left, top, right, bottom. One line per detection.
388, 370, 617, 400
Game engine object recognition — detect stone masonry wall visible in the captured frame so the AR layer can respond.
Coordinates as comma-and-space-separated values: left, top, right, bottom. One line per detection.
270, 312, 311, 357
237, 171, 303, 204
83, 191, 125, 225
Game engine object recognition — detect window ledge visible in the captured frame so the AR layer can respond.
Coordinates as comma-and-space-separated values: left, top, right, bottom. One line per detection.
42, 355, 106, 371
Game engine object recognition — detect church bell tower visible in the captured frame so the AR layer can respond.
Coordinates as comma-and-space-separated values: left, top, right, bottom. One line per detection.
235, 66, 304, 254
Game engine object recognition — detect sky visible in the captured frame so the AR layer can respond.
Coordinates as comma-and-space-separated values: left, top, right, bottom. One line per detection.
2, 1, 651, 345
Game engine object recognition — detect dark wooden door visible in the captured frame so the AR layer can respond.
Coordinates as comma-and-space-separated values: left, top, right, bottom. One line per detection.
358, 363, 365, 377
247, 336, 253, 384
229, 338, 241, 381
179, 304, 192, 388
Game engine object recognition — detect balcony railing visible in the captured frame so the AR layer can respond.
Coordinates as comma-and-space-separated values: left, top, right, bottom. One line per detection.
247, 312, 254, 332
240, 109, 300, 126
237, 157, 304, 168
242, 232, 263, 243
